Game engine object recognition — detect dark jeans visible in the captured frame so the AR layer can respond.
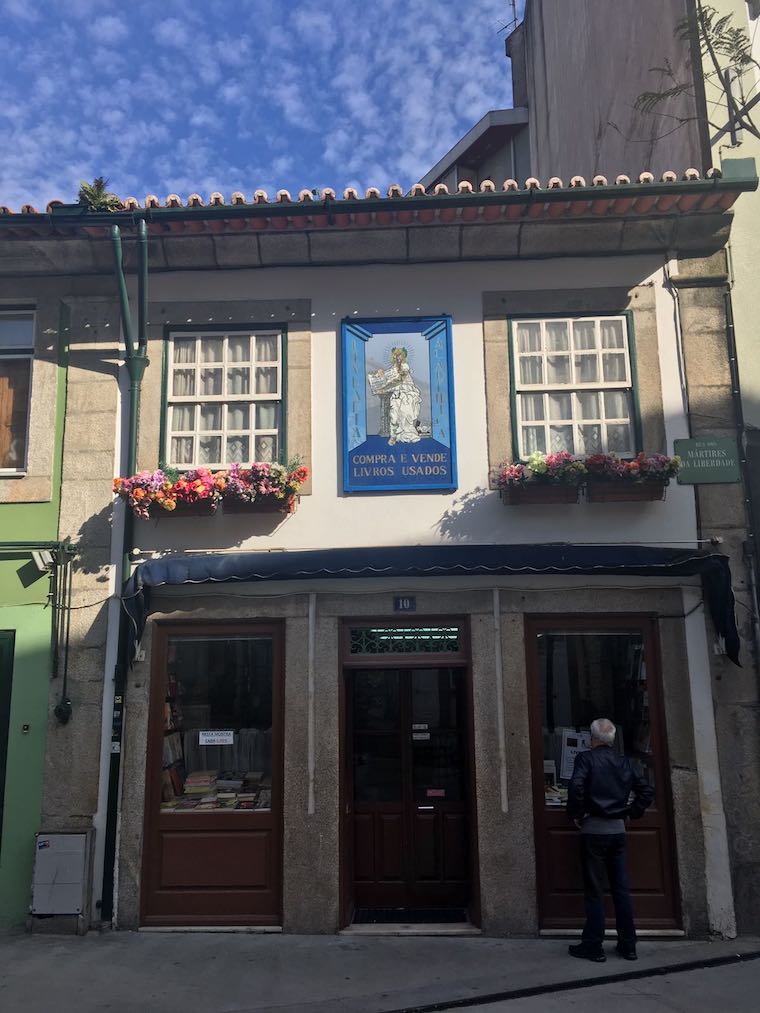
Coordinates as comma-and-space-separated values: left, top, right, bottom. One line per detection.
581, 833, 636, 952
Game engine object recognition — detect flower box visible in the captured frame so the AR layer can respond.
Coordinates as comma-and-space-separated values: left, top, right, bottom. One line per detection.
222, 494, 297, 515
501, 484, 581, 506
114, 461, 309, 520
585, 479, 668, 503
497, 451, 586, 506
151, 499, 218, 518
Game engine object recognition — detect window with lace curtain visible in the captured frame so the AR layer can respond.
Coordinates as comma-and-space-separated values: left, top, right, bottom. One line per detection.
511, 315, 636, 459
165, 329, 284, 468
0, 311, 34, 473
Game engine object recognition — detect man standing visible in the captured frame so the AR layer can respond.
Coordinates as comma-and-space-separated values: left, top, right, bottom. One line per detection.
567, 717, 654, 962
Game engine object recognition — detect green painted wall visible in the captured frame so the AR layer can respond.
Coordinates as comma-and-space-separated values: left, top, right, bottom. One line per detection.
0, 592, 52, 929
0, 325, 66, 929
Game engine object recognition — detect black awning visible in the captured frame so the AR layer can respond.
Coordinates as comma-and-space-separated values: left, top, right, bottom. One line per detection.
122, 543, 740, 665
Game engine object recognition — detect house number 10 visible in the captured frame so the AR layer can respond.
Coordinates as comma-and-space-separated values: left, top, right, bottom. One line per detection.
393, 596, 416, 612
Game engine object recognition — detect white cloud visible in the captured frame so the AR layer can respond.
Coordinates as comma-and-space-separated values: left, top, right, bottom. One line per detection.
1, 0, 39, 23
155, 17, 191, 49
88, 14, 130, 43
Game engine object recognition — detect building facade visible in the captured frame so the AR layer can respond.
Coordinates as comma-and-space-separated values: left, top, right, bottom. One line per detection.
0, 171, 755, 935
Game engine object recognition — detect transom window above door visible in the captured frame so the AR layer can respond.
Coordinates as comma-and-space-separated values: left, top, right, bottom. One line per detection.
165, 330, 283, 468
511, 316, 636, 459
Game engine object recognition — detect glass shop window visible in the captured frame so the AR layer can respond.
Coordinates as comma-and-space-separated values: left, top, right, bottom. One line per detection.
160, 635, 273, 813
536, 630, 655, 810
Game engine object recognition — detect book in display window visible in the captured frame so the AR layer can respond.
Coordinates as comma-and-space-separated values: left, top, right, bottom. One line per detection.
159, 634, 274, 814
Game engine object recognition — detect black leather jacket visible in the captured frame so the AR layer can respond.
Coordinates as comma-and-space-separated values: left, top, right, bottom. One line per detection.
567, 745, 654, 821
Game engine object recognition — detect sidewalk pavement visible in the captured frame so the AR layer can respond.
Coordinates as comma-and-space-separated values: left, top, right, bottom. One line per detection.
454, 959, 760, 1012
0, 930, 758, 1013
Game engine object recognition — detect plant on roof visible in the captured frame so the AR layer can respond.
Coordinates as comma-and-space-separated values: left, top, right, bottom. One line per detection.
77, 176, 123, 212
497, 451, 588, 487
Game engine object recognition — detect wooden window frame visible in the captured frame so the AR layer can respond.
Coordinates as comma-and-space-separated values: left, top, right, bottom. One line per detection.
508, 313, 643, 460
161, 325, 287, 470
0, 310, 35, 475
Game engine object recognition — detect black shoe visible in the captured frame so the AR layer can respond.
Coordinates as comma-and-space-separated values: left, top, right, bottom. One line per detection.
568, 943, 606, 962
615, 945, 637, 961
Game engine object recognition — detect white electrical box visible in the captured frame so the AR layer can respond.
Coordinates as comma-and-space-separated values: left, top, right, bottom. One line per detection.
31, 833, 88, 915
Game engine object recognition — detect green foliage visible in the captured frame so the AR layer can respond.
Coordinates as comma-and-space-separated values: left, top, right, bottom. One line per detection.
77, 177, 122, 212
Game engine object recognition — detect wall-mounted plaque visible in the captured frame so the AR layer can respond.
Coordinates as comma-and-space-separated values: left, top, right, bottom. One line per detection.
394, 595, 417, 612
674, 436, 741, 485
342, 316, 457, 493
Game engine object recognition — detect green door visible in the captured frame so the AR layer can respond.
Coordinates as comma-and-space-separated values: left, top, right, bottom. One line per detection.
0, 631, 15, 852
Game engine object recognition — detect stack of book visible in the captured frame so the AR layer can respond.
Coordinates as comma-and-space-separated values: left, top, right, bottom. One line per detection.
160, 768, 274, 811
217, 771, 245, 791
184, 770, 218, 795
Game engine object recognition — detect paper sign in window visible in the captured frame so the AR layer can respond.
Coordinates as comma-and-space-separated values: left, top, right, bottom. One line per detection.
198, 729, 234, 746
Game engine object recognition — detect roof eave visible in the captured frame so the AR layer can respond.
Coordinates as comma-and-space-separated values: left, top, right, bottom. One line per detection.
0, 175, 755, 232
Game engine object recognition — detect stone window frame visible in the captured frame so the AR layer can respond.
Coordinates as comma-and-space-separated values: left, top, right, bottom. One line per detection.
483, 286, 666, 486
138, 299, 312, 494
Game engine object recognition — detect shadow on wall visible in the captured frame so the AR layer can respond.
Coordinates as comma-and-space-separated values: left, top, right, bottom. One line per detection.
117, 506, 290, 555
434, 486, 498, 542
75, 504, 113, 581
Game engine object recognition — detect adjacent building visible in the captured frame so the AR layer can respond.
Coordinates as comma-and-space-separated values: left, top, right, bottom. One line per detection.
0, 301, 70, 928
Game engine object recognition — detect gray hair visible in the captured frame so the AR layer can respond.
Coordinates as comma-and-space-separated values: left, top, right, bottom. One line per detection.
590, 718, 616, 746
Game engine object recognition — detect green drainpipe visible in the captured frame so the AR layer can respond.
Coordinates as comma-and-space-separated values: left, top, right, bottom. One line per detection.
100, 221, 149, 923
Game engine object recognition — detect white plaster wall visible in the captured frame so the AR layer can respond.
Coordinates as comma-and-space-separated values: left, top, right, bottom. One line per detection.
129, 255, 698, 556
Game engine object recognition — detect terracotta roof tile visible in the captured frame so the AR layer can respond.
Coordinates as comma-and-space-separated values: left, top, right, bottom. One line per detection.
0, 168, 751, 215
0, 169, 754, 246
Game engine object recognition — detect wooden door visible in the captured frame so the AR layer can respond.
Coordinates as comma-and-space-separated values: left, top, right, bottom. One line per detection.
141, 623, 283, 926
525, 616, 680, 929
350, 667, 470, 913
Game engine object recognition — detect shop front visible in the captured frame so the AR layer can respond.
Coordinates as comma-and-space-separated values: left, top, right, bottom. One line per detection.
116, 546, 739, 935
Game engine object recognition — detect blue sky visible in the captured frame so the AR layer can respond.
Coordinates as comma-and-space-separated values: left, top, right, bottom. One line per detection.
0, 0, 522, 210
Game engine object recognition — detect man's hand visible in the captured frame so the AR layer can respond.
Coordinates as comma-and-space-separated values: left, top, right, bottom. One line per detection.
573, 818, 583, 829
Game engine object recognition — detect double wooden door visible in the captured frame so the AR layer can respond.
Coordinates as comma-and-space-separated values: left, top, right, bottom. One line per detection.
346, 667, 471, 914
